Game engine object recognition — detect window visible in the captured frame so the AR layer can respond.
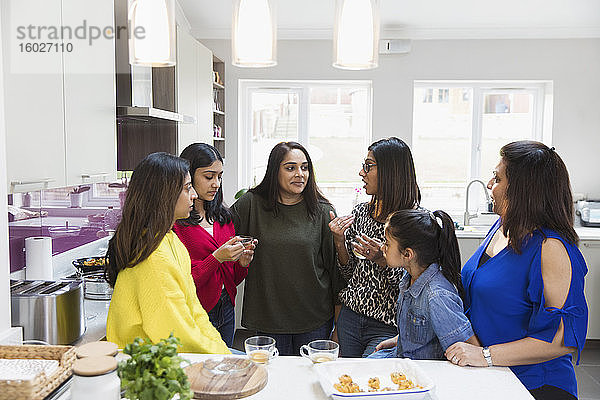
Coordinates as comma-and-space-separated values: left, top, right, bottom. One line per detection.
422, 88, 433, 103
240, 80, 372, 214
438, 89, 449, 103
412, 81, 553, 214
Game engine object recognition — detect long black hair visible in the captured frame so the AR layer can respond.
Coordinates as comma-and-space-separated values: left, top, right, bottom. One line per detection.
385, 209, 464, 299
105, 152, 189, 287
177, 143, 232, 226
249, 141, 329, 219
500, 141, 578, 253
368, 137, 420, 221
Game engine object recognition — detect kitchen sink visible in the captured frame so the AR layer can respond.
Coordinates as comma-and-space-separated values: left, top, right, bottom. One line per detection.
466, 213, 498, 226
460, 225, 492, 233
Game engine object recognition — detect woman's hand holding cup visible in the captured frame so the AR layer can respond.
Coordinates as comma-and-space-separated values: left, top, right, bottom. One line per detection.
238, 236, 257, 267
213, 236, 245, 263
354, 234, 386, 266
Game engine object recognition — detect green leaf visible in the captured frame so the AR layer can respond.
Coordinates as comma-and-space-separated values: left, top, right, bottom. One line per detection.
234, 188, 248, 199
117, 335, 192, 400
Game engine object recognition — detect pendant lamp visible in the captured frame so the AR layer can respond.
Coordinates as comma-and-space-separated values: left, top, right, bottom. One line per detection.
333, 0, 380, 70
128, 0, 176, 67
232, 0, 277, 67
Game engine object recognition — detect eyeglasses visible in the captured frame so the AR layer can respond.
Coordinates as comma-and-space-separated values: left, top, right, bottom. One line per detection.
362, 162, 377, 173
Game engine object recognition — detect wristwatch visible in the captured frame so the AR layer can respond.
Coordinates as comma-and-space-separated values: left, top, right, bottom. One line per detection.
482, 346, 493, 367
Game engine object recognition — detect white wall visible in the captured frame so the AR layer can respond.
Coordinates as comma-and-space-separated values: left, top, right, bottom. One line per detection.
0, 1, 12, 334
200, 38, 600, 204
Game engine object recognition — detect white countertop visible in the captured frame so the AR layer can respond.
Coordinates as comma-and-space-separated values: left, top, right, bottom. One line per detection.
8, 216, 90, 228
455, 218, 600, 241
55, 355, 533, 400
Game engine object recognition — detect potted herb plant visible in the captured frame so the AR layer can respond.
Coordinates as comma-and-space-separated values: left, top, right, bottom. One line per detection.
118, 334, 193, 400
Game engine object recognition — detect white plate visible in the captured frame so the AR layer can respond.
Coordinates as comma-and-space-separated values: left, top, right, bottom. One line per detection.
314, 358, 434, 400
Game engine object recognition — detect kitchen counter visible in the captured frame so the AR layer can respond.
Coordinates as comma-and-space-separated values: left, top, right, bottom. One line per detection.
8, 216, 89, 228
73, 298, 110, 346
455, 217, 600, 241
55, 355, 533, 400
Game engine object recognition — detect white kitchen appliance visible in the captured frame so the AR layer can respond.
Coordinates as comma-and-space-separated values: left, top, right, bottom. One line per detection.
577, 200, 600, 227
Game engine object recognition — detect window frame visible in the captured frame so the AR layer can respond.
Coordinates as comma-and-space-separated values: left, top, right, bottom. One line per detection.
239, 79, 373, 189
413, 80, 552, 183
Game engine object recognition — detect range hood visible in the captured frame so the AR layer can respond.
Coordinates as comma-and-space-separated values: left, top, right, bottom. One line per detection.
114, 0, 192, 124
117, 106, 194, 123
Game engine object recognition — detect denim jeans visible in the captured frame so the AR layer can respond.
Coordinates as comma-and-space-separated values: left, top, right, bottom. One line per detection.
337, 305, 397, 358
258, 318, 334, 356
207, 289, 235, 347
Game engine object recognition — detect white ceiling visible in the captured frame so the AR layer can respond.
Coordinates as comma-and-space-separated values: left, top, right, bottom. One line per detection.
178, 0, 600, 40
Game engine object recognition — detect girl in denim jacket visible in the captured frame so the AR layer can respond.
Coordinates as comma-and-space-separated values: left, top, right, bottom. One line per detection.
369, 209, 477, 360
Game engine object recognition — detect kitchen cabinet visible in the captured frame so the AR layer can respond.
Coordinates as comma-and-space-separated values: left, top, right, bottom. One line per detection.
3, 0, 67, 192
458, 237, 482, 268
580, 240, 600, 339
176, 25, 213, 155
3, 0, 117, 192
62, 0, 117, 185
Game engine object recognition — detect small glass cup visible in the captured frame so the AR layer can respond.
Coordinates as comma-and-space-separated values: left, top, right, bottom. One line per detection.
351, 238, 367, 260
300, 340, 339, 363
244, 336, 278, 364
238, 235, 254, 248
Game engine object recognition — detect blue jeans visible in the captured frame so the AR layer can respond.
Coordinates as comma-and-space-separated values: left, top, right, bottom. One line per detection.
207, 289, 235, 347
337, 305, 397, 358
258, 318, 334, 356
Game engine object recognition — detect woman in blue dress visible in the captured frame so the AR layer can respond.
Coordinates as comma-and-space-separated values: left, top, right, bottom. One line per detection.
446, 141, 587, 400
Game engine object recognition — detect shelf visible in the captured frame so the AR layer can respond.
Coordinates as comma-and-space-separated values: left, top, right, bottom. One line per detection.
213, 55, 225, 159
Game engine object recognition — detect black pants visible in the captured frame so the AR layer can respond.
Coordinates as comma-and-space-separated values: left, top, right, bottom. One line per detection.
529, 385, 577, 400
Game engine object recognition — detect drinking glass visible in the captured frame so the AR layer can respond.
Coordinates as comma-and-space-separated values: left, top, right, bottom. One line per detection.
244, 336, 278, 364
300, 340, 339, 363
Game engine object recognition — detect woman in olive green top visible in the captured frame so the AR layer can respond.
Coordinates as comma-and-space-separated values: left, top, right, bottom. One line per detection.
232, 142, 344, 356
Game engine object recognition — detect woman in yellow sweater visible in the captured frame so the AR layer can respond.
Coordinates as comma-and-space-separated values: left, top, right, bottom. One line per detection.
105, 152, 230, 354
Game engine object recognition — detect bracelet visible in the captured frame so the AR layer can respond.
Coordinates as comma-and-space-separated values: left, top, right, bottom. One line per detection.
482, 346, 493, 367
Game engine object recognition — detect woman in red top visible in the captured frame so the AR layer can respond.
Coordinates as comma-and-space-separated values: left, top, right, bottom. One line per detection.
174, 143, 256, 346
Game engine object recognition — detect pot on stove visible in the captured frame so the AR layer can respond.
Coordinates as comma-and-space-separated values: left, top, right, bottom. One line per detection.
71, 257, 112, 300
82, 273, 112, 301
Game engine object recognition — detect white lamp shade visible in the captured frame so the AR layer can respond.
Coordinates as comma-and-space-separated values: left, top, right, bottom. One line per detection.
333, 0, 380, 70
232, 0, 277, 67
128, 0, 176, 67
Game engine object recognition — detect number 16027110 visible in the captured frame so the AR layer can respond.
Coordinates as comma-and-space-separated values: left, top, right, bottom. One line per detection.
19, 42, 73, 52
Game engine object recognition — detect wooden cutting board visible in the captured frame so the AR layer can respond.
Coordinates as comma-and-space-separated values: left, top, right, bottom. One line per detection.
185, 358, 268, 399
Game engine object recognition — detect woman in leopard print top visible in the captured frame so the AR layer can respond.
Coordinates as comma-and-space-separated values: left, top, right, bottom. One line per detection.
329, 137, 421, 358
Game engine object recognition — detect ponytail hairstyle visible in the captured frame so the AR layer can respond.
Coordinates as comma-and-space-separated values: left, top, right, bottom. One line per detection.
385, 209, 464, 299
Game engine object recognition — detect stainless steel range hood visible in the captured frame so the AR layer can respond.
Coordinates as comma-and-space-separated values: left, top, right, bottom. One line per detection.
116, 106, 195, 123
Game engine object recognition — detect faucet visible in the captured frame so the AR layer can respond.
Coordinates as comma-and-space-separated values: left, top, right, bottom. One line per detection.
464, 179, 492, 226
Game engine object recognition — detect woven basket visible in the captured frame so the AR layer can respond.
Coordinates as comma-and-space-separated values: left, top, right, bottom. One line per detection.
0, 345, 76, 400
